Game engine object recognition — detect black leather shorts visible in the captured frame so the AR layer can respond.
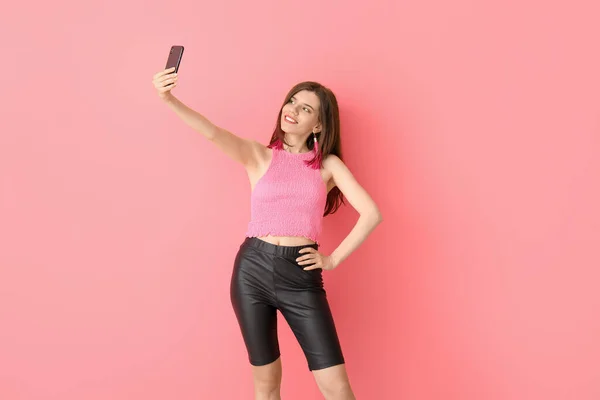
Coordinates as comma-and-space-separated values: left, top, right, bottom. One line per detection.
230, 237, 345, 371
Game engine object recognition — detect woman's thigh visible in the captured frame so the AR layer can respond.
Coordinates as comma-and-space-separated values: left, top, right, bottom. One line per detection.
273, 256, 345, 371
230, 245, 281, 366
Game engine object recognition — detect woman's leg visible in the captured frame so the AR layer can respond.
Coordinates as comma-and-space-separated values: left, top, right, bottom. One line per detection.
273, 254, 350, 399
230, 240, 284, 398
251, 356, 283, 400
312, 364, 356, 400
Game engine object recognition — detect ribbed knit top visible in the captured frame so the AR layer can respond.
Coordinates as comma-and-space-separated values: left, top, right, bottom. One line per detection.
246, 147, 327, 244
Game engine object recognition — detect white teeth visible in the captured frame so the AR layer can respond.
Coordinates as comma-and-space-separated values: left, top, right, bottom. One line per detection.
285, 116, 297, 123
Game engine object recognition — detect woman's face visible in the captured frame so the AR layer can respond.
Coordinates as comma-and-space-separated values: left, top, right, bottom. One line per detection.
280, 90, 321, 136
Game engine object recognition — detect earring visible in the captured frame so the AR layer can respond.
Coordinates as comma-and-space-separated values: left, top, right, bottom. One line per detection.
312, 131, 322, 167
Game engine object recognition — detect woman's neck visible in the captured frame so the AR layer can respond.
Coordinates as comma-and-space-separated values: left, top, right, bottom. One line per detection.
283, 135, 311, 154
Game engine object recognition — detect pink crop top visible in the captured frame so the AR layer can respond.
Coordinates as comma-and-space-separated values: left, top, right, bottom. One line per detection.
246, 147, 327, 244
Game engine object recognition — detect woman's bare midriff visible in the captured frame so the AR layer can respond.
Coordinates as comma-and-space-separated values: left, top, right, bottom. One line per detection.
255, 235, 316, 246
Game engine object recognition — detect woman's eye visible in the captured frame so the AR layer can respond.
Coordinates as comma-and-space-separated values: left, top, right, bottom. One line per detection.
288, 99, 309, 112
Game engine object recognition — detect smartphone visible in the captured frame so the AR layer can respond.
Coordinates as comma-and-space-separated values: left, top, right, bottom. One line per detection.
165, 45, 184, 73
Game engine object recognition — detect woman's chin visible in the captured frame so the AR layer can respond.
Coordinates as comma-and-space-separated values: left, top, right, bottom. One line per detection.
282, 128, 303, 136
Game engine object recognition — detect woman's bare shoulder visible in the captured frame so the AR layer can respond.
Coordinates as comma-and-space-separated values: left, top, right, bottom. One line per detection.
322, 153, 343, 170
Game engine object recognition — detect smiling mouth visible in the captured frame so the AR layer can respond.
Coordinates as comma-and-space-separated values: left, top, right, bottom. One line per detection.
284, 115, 298, 124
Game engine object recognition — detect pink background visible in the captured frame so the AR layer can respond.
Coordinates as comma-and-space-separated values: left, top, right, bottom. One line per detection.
1, 1, 599, 399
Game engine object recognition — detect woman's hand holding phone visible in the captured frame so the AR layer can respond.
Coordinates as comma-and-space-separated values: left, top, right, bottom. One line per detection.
152, 67, 178, 100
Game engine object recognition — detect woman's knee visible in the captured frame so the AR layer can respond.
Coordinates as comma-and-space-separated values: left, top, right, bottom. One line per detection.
313, 364, 355, 400
252, 357, 282, 393
318, 380, 353, 399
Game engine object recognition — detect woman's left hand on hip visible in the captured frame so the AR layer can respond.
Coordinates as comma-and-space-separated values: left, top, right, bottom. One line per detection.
297, 248, 337, 271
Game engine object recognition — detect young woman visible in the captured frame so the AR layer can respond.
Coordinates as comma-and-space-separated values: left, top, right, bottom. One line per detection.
153, 67, 382, 400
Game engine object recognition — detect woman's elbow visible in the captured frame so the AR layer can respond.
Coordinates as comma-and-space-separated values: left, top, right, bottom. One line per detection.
366, 208, 383, 224
375, 210, 383, 224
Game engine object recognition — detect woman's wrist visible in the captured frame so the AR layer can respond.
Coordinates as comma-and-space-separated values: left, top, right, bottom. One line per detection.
329, 253, 341, 269
160, 92, 176, 103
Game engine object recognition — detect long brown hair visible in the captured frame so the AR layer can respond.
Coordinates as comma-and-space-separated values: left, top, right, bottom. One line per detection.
267, 81, 345, 216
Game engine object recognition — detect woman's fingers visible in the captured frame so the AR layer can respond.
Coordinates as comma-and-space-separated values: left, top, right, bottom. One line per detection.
153, 75, 177, 86
153, 76, 178, 91
297, 255, 317, 265
157, 76, 177, 86
152, 67, 178, 98
303, 262, 322, 270
153, 67, 176, 80
152, 69, 177, 91
158, 82, 177, 92
157, 73, 177, 83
